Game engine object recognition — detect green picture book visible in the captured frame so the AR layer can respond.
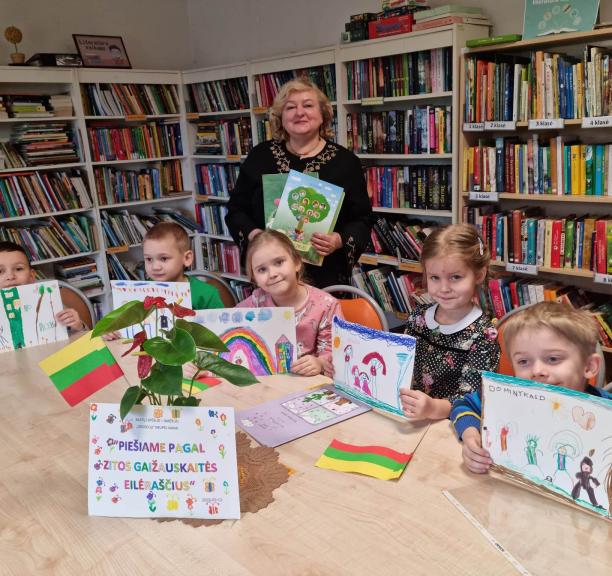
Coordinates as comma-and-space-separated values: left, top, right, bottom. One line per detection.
262, 172, 318, 227
267, 169, 344, 266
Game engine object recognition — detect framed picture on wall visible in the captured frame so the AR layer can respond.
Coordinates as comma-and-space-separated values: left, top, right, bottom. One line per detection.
72, 34, 131, 68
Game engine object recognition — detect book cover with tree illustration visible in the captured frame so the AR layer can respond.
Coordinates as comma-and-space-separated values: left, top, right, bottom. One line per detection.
267, 169, 344, 266
262, 171, 318, 228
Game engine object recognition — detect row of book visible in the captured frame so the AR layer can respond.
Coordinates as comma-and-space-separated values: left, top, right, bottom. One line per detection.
464, 205, 612, 274
0, 169, 92, 218
0, 94, 72, 118
87, 121, 183, 162
94, 160, 184, 205
464, 45, 612, 123
10, 123, 79, 166
370, 217, 435, 262
365, 164, 452, 210
0, 142, 26, 169
254, 65, 336, 108
81, 83, 180, 117
351, 265, 433, 316
0, 215, 97, 262
197, 204, 230, 237
255, 116, 338, 146
346, 106, 452, 155
412, 4, 490, 31
228, 279, 253, 301
194, 119, 252, 156
188, 78, 250, 113
107, 253, 142, 281
345, 47, 452, 100
55, 257, 104, 297
203, 239, 242, 275
464, 136, 612, 196
195, 163, 239, 197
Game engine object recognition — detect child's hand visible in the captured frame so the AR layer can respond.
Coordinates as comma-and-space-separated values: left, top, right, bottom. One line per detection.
461, 427, 492, 474
102, 331, 122, 341
291, 355, 324, 377
55, 308, 85, 331
399, 388, 433, 419
321, 357, 335, 378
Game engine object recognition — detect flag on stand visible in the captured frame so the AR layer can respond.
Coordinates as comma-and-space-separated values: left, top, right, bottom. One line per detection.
315, 439, 412, 480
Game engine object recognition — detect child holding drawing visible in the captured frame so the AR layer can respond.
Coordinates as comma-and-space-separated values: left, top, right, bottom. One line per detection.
0, 241, 86, 330
399, 224, 500, 421
237, 229, 343, 377
451, 302, 610, 474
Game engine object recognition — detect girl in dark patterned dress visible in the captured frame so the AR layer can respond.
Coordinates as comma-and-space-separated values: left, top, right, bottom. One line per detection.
400, 224, 500, 420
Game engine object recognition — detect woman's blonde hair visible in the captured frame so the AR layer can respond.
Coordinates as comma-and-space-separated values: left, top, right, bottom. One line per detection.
503, 301, 599, 360
269, 77, 334, 141
421, 223, 490, 279
245, 229, 305, 283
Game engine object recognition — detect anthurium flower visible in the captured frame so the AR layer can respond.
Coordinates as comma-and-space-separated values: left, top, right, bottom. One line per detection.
121, 330, 147, 357
143, 296, 168, 310
169, 302, 196, 318
137, 354, 153, 379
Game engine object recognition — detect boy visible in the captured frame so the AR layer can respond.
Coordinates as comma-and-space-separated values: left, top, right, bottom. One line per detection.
0, 241, 86, 330
451, 302, 610, 474
143, 222, 224, 310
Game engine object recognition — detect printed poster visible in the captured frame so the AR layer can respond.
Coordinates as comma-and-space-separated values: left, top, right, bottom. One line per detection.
523, 0, 600, 39
237, 386, 370, 447
482, 372, 612, 521
111, 280, 192, 338
88, 403, 240, 519
193, 307, 297, 376
267, 169, 344, 266
332, 316, 416, 417
0, 280, 68, 353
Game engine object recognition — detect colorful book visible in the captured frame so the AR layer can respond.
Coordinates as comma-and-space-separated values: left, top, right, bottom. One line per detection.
267, 169, 344, 266
262, 172, 318, 227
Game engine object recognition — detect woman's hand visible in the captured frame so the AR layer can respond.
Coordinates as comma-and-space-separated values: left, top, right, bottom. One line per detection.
291, 355, 324, 376
55, 308, 86, 331
310, 232, 342, 257
102, 331, 122, 341
461, 427, 492, 474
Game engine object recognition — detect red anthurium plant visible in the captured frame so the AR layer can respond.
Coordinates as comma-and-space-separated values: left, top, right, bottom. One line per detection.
92, 297, 258, 419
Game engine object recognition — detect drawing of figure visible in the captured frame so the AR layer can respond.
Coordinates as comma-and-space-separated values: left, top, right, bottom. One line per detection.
550, 445, 576, 488
482, 426, 492, 449
523, 435, 545, 478
571, 456, 603, 509
500, 425, 510, 452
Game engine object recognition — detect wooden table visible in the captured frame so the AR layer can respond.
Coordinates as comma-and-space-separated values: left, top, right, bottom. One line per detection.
1, 340, 611, 575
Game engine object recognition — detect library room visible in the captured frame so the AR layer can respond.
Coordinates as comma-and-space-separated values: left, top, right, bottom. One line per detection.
1, 1, 611, 574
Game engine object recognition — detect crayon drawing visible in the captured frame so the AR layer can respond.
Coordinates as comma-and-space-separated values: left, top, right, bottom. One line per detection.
331, 316, 416, 416
0, 280, 68, 353
111, 280, 192, 338
482, 372, 612, 521
193, 307, 297, 376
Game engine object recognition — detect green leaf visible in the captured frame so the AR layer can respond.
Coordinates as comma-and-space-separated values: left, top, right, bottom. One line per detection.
173, 396, 200, 406
175, 319, 228, 352
194, 351, 259, 386
120, 386, 141, 420
141, 362, 183, 395
142, 328, 196, 365
92, 300, 153, 337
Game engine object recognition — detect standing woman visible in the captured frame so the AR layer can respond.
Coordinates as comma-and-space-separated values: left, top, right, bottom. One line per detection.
225, 78, 372, 288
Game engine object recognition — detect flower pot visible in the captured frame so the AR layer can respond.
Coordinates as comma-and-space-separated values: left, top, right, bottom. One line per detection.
10, 52, 25, 64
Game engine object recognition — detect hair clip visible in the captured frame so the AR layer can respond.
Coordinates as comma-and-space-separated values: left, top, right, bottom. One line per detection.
478, 238, 484, 256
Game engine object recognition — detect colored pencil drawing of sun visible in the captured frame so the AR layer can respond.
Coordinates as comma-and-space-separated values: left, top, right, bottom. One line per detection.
551, 399, 562, 412
333, 335, 341, 348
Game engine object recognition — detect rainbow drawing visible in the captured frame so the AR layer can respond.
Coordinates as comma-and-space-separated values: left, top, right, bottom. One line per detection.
219, 327, 276, 376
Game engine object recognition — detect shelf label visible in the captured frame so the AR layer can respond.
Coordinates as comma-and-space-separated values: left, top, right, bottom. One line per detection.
225, 155, 241, 162
528, 118, 564, 129
484, 121, 516, 131
186, 112, 199, 120
469, 191, 498, 202
252, 106, 268, 114
581, 116, 612, 128
594, 273, 612, 285
361, 97, 384, 106
506, 262, 538, 276
359, 254, 378, 265
125, 114, 147, 122
463, 122, 485, 132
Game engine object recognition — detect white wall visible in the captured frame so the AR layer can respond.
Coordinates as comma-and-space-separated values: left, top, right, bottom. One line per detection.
187, 0, 612, 68
0, 0, 191, 69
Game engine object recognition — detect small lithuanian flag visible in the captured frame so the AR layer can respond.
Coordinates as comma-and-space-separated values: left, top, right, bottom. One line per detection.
39, 331, 124, 406
315, 439, 412, 480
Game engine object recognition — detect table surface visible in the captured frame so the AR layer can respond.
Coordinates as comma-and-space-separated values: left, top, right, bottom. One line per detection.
1, 340, 611, 576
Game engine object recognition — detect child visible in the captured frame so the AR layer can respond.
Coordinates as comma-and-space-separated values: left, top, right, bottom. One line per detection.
143, 222, 223, 310
452, 302, 610, 474
238, 229, 342, 376
0, 241, 86, 330
399, 224, 500, 420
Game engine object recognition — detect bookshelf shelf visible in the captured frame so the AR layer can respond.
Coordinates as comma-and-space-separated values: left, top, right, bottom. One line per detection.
195, 195, 229, 203
462, 192, 612, 203
0, 162, 85, 175
219, 271, 250, 283
203, 233, 233, 242
357, 153, 453, 161
0, 116, 77, 123
98, 193, 193, 210
83, 114, 181, 121
190, 109, 250, 118
1, 207, 92, 223
372, 206, 452, 218
344, 91, 453, 106
490, 261, 596, 278
32, 250, 98, 267
90, 155, 185, 166
191, 154, 247, 161
359, 253, 422, 272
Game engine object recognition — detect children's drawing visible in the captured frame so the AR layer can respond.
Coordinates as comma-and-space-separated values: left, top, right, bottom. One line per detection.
331, 316, 416, 417
482, 371, 612, 521
267, 170, 344, 266
111, 280, 192, 338
0, 281, 68, 353
192, 307, 296, 376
